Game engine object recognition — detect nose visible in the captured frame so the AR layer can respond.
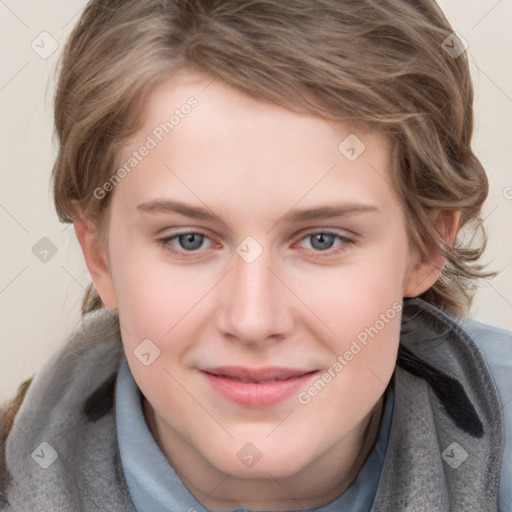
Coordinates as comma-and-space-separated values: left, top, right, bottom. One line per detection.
215, 249, 294, 346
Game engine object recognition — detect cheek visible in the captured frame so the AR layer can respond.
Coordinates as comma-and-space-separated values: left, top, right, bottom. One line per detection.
296, 293, 402, 435
108, 236, 222, 395
316, 289, 401, 398
293, 237, 407, 402
297, 239, 407, 341
108, 227, 200, 337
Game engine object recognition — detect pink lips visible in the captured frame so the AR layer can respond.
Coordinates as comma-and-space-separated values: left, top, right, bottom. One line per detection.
201, 366, 317, 407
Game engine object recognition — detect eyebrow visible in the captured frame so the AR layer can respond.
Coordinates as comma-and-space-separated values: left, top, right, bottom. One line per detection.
137, 199, 216, 220
281, 203, 379, 223
136, 199, 380, 223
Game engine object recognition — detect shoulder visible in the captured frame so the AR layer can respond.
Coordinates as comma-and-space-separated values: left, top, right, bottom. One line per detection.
0, 377, 33, 505
461, 319, 512, 512
460, 318, 512, 423
462, 317, 512, 346
461, 319, 512, 390
0, 308, 123, 506
0, 378, 33, 440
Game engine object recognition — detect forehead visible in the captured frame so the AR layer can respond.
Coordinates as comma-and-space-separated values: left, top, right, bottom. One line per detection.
114, 69, 398, 217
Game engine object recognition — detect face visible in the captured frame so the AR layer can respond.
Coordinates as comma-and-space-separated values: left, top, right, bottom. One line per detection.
80, 69, 440, 505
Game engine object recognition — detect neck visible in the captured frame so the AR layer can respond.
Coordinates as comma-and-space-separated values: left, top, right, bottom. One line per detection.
143, 394, 385, 510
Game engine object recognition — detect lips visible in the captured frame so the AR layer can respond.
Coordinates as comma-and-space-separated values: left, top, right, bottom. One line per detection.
200, 366, 318, 407
202, 366, 313, 382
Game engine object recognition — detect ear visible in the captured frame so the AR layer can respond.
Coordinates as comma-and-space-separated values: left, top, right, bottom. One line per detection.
73, 213, 118, 310
404, 209, 461, 297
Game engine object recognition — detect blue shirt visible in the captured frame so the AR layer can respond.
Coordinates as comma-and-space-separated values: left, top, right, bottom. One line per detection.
463, 320, 512, 512
116, 319, 512, 511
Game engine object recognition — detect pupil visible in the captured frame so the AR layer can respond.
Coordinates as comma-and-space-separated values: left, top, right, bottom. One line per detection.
179, 233, 203, 250
311, 233, 334, 251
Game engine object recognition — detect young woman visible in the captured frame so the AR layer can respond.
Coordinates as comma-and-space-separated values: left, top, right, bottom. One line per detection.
1, 1, 510, 510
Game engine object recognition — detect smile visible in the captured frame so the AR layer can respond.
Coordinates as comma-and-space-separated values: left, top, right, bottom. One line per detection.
200, 366, 318, 407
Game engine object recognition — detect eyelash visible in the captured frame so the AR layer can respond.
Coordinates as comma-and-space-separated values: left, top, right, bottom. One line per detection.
156, 230, 355, 258
156, 230, 214, 257
296, 232, 355, 258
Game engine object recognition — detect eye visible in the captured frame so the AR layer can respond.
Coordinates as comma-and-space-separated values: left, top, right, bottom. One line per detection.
175, 233, 205, 251
297, 232, 354, 254
308, 233, 336, 251
156, 231, 214, 254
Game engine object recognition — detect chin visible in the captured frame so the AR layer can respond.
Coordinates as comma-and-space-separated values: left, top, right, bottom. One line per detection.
204, 439, 312, 480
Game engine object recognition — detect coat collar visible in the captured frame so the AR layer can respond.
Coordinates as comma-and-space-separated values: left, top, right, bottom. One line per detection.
371, 298, 503, 510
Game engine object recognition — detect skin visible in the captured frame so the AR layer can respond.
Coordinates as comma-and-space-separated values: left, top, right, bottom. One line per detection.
75, 69, 460, 510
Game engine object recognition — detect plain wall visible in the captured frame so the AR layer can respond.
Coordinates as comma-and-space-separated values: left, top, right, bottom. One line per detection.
1, 0, 511, 402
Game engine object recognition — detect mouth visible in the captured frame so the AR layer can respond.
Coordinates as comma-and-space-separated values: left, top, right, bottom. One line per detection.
200, 366, 318, 407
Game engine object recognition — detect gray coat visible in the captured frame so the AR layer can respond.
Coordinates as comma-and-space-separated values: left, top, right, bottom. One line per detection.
0, 299, 506, 511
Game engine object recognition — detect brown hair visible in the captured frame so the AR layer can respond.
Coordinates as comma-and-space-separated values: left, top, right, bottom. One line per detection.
51, 0, 494, 319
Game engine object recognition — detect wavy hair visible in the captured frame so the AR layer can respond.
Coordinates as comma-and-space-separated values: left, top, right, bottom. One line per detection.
51, 0, 494, 319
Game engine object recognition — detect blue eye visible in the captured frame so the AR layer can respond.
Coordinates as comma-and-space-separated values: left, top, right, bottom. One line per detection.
157, 231, 211, 254
309, 233, 336, 251
156, 230, 354, 258
176, 233, 205, 251
299, 232, 353, 254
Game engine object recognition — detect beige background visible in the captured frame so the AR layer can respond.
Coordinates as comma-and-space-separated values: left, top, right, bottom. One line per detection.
1, 0, 511, 402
